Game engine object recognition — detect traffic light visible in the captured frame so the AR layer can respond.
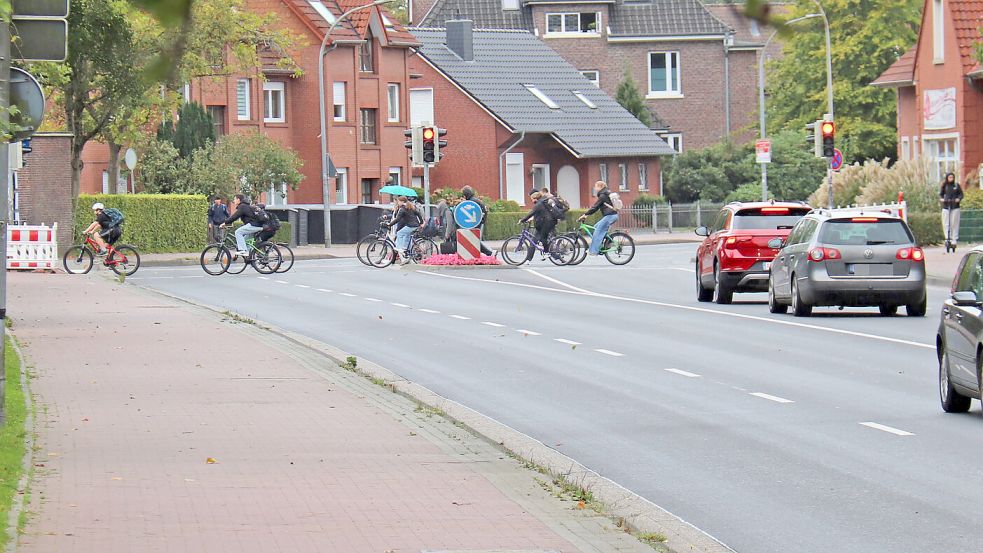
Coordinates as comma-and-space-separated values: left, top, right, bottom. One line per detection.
805, 120, 823, 158
422, 126, 436, 163
435, 127, 448, 161
821, 119, 835, 158
403, 126, 422, 165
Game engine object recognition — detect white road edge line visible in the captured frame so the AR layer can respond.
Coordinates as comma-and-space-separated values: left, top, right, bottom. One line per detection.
295, 285, 310, 289
860, 422, 914, 436
275, 280, 289, 284
516, 329, 541, 336
595, 349, 624, 357
419, 309, 441, 314
665, 368, 701, 378
482, 322, 505, 328
338, 293, 357, 297
554, 338, 581, 346
450, 315, 471, 320
257, 276, 269, 280
524, 268, 595, 294
750, 392, 794, 404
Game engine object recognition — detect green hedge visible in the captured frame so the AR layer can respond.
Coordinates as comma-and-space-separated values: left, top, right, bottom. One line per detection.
906, 211, 944, 246
483, 210, 603, 240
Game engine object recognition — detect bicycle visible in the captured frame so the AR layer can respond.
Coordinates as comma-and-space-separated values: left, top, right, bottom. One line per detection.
63, 231, 141, 276
567, 221, 635, 266
364, 228, 436, 268
500, 223, 576, 266
199, 230, 282, 275
357, 215, 393, 266
275, 242, 294, 273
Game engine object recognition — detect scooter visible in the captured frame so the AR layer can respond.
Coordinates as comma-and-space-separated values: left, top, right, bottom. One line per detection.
944, 207, 957, 253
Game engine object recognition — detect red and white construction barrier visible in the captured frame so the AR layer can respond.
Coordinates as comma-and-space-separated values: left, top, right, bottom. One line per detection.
456, 228, 481, 260
7, 223, 58, 270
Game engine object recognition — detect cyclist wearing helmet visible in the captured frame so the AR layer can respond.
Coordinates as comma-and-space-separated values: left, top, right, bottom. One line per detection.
82, 202, 121, 255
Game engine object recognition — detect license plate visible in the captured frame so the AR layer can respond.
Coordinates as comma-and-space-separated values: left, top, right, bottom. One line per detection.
762, 262, 771, 271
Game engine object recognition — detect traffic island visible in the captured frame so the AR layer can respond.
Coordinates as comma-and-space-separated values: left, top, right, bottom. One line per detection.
402, 253, 518, 270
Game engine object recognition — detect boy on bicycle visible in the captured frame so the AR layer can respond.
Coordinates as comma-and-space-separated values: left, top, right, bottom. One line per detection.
220, 194, 265, 256
82, 202, 121, 256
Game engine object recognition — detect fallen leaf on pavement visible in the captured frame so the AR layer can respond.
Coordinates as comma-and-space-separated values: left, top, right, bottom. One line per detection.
577, 500, 586, 509
206, 457, 217, 464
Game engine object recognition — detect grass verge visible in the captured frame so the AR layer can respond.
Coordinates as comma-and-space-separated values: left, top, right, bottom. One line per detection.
0, 337, 29, 548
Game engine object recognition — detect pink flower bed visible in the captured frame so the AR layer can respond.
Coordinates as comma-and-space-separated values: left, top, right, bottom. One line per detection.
421, 254, 501, 266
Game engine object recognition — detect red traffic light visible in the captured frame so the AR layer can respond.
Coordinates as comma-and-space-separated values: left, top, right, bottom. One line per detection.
821, 121, 835, 137
423, 128, 435, 140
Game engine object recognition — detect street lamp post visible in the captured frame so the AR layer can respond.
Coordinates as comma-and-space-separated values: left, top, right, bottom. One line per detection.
317, 0, 391, 247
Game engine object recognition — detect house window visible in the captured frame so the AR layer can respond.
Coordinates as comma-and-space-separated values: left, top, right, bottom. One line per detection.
207, 106, 226, 136
546, 12, 599, 34
524, 84, 560, 109
639, 163, 648, 191
619, 163, 629, 191
599, 162, 608, 185
912, 135, 920, 157
410, 88, 434, 125
648, 52, 681, 95
531, 164, 550, 191
333, 82, 346, 121
388, 167, 401, 185
182, 83, 191, 103
360, 109, 377, 144
359, 35, 374, 72
263, 81, 285, 123
361, 178, 376, 204
924, 135, 959, 181
580, 70, 600, 87
933, 0, 944, 63
387, 83, 400, 122
267, 182, 287, 206
901, 137, 911, 160
335, 168, 348, 204
236, 79, 251, 120
661, 133, 683, 153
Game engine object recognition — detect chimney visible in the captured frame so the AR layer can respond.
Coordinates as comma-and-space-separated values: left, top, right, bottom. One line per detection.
446, 20, 474, 61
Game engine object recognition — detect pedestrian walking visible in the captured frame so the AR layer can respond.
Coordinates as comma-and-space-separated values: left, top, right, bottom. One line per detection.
579, 180, 620, 256
207, 195, 230, 244
940, 172, 963, 252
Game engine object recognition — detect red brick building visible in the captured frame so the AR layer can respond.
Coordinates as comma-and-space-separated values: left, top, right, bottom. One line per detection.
872, 0, 983, 184
409, 22, 674, 208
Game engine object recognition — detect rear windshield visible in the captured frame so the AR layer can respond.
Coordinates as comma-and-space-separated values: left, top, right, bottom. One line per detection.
818, 219, 913, 245
732, 207, 811, 230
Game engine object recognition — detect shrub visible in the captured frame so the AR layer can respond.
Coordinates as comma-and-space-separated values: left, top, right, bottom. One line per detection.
962, 188, 983, 209
725, 182, 771, 203
483, 210, 600, 240
487, 199, 521, 212
906, 211, 944, 246
75, 194, 209, 252
855, 157, 937, 212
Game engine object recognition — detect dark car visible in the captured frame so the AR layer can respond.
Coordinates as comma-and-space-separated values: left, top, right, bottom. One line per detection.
695, 201, 812, 304
767, 210, 927, 317
937, 247, 983, 413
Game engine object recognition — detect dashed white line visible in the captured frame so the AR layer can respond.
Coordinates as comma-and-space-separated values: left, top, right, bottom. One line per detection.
750, 392, 794, 404
665, 368, 701, 378
482, 322, 505, 328
275, 280, 289, 284
295, 284, 310, 289
554, 338, 581, 346
419, 308, 441, 314
516, 329, 541, 336
450, 315, 471, 320
595, 349, 624, 357
316, 288, 332, 293
338, 292, 357, 297
177, 275, 205, 279
391, 303, 410, 308
364, 298, 382, 302
860, 422, 914, 436
257, 276, 270, 280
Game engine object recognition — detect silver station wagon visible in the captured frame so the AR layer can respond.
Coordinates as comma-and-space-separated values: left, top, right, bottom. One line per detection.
767, 210, 927, 317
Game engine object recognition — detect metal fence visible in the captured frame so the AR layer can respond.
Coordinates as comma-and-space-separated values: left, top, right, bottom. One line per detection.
616, 202, 724, 233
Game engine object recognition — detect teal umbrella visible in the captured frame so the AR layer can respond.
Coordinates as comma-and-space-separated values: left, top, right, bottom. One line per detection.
379, 185, 418, 197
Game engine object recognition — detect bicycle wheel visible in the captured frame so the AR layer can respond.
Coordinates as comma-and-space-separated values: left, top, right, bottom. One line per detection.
108, 245, 141, 276
412, 237, 437, 261
366, 239, 395, 268
62, 245, 94, 274
252, 244, 282, 274
603, 232, 635, 265
567, 233, 589, 266
275, 243, 294, 273
226, 251, 249, 274
500, 235, 530, 266
200, 245, 232, 275
547, 236, 576, 266
356, 234, 379, 266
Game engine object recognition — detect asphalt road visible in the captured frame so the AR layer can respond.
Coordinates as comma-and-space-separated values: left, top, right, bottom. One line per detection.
129, 244, 976, 553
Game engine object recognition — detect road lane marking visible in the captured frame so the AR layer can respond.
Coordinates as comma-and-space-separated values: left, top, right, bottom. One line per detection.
419, 308, 441, 314
275, 280, 289, 284
750, 392, 794, 404
554, 338, 581, 345
450, 315, 471, 320
524, 268, 594, 294
670, 267, 696, 273
295, 285, 310, 289
364, 298, 382, 302
482, 322, 505, 327
860, 422, 914, 436
338, 293, 357, 297
419, 270, 580, 295
665, 368, 701, 378
595, 349, 624, 357
257, 276, 269, 280
391, 303, 410, 308
177, 275, 204, 279
516, 329, 541, 336
316, 288, 332, 293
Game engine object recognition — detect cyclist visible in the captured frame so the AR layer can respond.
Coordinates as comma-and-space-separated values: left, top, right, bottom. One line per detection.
220, 194, 264, 256
579, 180, 618, 256
519, 189, 557, 260
386, 196, 423, 264
82, 202, 121, 256
253, 204, 281, 246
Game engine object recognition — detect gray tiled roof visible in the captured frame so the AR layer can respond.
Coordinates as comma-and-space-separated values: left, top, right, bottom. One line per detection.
411, 27, 675, 157
422, 0, 532, 29
609, 0, 730, 37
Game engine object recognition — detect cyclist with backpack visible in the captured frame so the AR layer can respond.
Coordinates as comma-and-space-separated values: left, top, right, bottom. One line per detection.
579, 180, 621, 256
254, 204, 281, 245
220, 194, 266, 256
520, 189, 557, 259
83, 202, 124, 255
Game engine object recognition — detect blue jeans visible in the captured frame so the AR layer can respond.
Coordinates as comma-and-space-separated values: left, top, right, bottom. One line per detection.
395, 226, 416, 252
235, 224, 263, 251
589, 214, 619, 254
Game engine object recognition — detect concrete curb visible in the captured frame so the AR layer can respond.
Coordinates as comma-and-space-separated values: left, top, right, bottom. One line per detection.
400, 263, 518, 271
133, 279, 735, 553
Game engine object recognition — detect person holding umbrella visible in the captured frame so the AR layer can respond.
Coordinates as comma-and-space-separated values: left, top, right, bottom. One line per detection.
386, 196, 423, 264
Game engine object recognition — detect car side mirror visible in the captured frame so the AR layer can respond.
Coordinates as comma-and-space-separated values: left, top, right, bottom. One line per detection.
767, 238, 784, 249
952, 291, 980, 306
695, 226, 709, 237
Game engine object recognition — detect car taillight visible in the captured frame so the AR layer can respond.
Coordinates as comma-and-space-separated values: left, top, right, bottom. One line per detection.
724, 236, 752, 248
808, 247, 841, 262
897, 247, 924, 261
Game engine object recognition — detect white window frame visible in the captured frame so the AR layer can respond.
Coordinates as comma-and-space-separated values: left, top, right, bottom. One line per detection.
387, 83, 400, 122
580, 70, 600, 87
599, 162, 608, 185
619, 163, 629, 191
638, 163, 648, 191
933, 0, 944, 63
531, 164, 551, 191
661, 133, 683, 153
912, 135, 920, 157
924, 133, 960, 182
263, 81, 286, 123
267, 182, 288, 206
545, 12, 600, 36
388, 167, 401, 186
410, 88, 434, 126
647, 52, 682, 98
901, 137, 911, 160
335, 168, 348, 204
236, 79, 251, 121
333, 82, 346, 122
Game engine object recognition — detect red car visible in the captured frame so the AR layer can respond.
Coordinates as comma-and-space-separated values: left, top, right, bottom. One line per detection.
695, 201, 812, 304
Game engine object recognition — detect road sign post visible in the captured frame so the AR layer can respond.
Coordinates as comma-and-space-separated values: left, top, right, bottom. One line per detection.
456, 228, 481, 260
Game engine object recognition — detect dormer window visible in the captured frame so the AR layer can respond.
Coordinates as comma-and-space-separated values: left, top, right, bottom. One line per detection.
545, 12, 600, 35
502, 0, 519, 10
524, 85, 559, 109
308, 0, 337, 24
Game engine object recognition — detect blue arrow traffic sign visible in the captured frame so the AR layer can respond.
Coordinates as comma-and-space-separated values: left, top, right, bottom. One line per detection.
454, 200, 482, 230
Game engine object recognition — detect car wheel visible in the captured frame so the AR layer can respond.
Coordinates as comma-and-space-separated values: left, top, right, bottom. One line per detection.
712, 262, 733, 305
940, 350, 972, 412
768, 278, 787, 314
878, 304, 898, 316
791, 277, 812, 317
696, 261, 712, 302
906, 292, 927, 317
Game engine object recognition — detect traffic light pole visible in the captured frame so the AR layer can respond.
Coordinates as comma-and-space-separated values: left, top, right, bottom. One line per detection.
423, 162, 431, 219
0, 21, 10, 420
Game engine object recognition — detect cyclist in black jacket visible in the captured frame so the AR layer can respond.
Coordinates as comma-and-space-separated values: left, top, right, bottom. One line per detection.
520, 189, 556, 259
387, 197, 423, 263
579, 181, 619, 256
220, 194, 264, 255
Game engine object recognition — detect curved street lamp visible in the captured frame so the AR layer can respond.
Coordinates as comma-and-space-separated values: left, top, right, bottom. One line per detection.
317, 0, 392, 247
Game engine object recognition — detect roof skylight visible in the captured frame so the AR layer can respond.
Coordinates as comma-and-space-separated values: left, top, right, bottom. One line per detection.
524, 85, 560, 109
308, 0, 337, 24
572, 91, 596, 109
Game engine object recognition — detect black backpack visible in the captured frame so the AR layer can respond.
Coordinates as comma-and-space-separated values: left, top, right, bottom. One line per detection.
547, 197, 567, 221
251, 204, 271, 224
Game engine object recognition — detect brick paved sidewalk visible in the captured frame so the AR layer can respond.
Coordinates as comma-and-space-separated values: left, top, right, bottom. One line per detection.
8, 272, 654, 553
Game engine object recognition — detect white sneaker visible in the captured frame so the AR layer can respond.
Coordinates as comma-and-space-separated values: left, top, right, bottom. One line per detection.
236, 250, 250, 256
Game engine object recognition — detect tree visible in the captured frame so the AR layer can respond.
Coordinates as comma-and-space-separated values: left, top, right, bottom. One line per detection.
157, 102, 215, 158
615, 67, 652, 128
766, 0, 921, 164
136, 139, 185, 194
764, 130, 827, 201
190, 133, 304, 199
664, 140, 756, 203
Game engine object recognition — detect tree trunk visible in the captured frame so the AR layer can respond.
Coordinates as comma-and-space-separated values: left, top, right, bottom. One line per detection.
108, 140, 123, 194
71, 140, 83, 202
